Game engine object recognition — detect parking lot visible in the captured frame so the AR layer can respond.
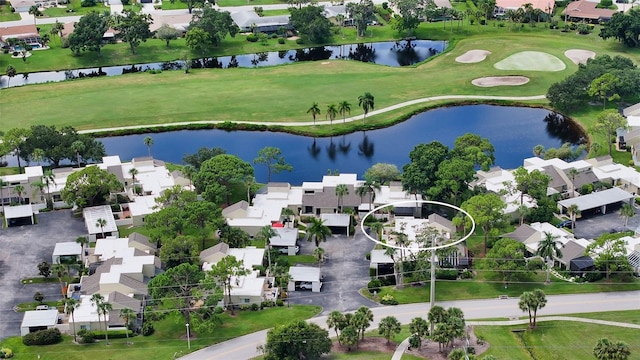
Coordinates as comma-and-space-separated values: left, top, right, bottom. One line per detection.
0, 210, 86, 339
573, 204, 640, 240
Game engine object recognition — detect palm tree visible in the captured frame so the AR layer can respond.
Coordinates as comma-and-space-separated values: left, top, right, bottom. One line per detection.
358, 92, 374, 125
96, 218, 107, 238
326, 104, 338, 128
119, 307, 135, 344
327, 310, 345, 344
257, 225, 278, 273
620, 203, 635, 227
307, 102, 321, 125
567, 168, 579, 198
91, 294, 105, 341
71, 140, 85, 167
356, 180, 381, 211
52, 264, 68, 297
14, 184, 24, 204
537, 231, 563, 283
338, 101, 352, 123
42, 170, 55, 209
384, 246, 399, 284
307, 217, 331, 247
314, 247, 325, 270
369, 221, 384, 241
143, 136, 154, 157
335, 184, 349, 212
128, 168, 139, 187
31, 180, 46, 203
183, 165, 196, 189
62, 297, 80, 343
566, 204, 581, 232
98, 301, 113, 344
76, 236, 89, 260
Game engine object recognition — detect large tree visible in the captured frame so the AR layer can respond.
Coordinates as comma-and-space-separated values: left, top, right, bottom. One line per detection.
183, 147, 226, 170
483, 238, 530, 285
263, 320, 331, 360
61, 166, 122, 208
364, 163, 400, 185
346, 0, 376, 37
113, 9, 153, 55
461, 193, 508, 253
206, 255, 250, 315
518, 289, 547, 329
2, 127, 30, 173
599, 7, 640, 47
195, 154, 254, 205
512, 166, 551, 205
429, 157, 476, 205
452, 133, 496, 171
586, 234, 633, 280
402, 142, 449, 198
155, 23, 181, 47
160, 235, 199, 269
588, 73, 620, 110
253, 147, 292, 183
594, 110, 628, 156
189, 6, 239, 48
289, 5, 332, 43
537, 231, 563, 284
68, 11, 110, 56
20, 125, 105, 167
389, 0, 425, 36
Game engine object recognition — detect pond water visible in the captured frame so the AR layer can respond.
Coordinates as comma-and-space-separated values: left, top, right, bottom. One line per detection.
95, 105, 585, 184
0, 39, 446, 88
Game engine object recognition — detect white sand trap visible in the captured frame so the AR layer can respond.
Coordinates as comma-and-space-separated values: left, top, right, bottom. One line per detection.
494, 51, 566, 72
456, 50, 491, 63
472, 76, 530, 87
564, 49, 596, 65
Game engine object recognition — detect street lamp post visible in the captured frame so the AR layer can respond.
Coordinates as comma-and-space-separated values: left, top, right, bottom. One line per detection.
185, 323, 191, 350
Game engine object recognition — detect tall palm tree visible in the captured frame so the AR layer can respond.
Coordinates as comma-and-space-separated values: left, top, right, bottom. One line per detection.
42, 170, 55, 209
358, 92, 374, 125
313, 247, 325, 270
52, 264, 68, 297
119, 307, 135, 344
620, 203, 635, 227
96, 218, 107, 238
90, 294, 105, 341
99, 301, 113, 344
307, 102, 321, 125
128, 168, 139, 185
14, 184, 24, 204
71, 140, 85, 167
384, 246, 399, 285
335, 184, 349, 212
567, 168, 579, 198
257, 225, 278, 273
307, 217, 331, 247
369, 221, 384, 241
31, 180, 46, 203
566, 204, 581, 232
326, 104, 338, 128
537, 231, 563, 283
143, 136, 154, 157
62, 297, 80, 343
183, 165, 196, 189
338, 101, 351, 123
76, 236, 89, 259
356, 180, 381, 211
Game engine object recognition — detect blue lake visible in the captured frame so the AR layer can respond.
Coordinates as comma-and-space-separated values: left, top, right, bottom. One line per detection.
99, 105, 585, 184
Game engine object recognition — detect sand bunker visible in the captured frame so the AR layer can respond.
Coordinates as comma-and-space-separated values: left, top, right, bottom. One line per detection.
472, 76, 530, 87
456, 50, 491, 63
564, 49, 596, 65
494, 51, 566, 71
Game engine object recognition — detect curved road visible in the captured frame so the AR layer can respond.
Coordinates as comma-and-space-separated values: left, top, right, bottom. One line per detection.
182, 290, 640, 359
77, 95, 547, 134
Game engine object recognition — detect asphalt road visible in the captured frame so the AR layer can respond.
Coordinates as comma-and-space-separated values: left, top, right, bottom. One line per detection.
181, 291, 640, 360
0, 210, 87, 339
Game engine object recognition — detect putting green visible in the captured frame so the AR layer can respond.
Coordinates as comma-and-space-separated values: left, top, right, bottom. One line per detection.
494, 51, 566, 72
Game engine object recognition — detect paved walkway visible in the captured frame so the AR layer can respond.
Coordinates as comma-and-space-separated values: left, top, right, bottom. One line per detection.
77, 95, 546, 134
390, 316, 640, 359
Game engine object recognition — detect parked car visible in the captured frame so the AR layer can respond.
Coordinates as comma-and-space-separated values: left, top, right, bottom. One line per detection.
278, 245, 300, 255
298, 282, 313, 290
35, 305, 49, 311
557, 220, 572, 228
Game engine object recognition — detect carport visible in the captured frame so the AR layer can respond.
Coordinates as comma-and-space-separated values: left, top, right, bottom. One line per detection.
320, 213, 350, 236
20, 310, 59, 336
4, 204, 35, 227
52, 242, 82, 265
288, 266, 322, 292
558, 187, 634, 215
270, 227, 299, 255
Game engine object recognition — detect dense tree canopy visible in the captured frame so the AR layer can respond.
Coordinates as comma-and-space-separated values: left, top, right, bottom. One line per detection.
68, 11, 110, 56
461, 193, 508, 253
19, 125, 105, 167
189, 6, 238, 48
389, 0, 426, 36
364, 163, 401, 185
263, 320, 332, 360
600, 8, 640, 47
483, 238, 530, 284
194, 154, 254, 205
61, 166, 122, 208
183, 147, 226, 170
346, 0, 376, 37
402, 141, 449, 196
289, 5, 333, 43
113, 9, 153, 54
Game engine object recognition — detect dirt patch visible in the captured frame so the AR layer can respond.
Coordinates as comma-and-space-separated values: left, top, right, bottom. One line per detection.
332, 337, 397, 354
494, 51, 566, 71
455, 50, 491, 63
564, 49, 596, 65
472, 76, 530, 87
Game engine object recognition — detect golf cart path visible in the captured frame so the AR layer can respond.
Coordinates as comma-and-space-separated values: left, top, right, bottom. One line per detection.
78, 94, 546, 134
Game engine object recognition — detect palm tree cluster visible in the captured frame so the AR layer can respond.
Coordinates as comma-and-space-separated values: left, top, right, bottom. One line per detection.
326, 307, 374, 351
306, 93, 374, 126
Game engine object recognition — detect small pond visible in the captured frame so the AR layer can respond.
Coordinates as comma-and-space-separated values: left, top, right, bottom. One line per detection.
0, 40, 446, 88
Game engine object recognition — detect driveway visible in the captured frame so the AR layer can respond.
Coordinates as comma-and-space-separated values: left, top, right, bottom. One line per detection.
287, 227, 379, 315
0, 209, 86, 339
573, 204, 640, 240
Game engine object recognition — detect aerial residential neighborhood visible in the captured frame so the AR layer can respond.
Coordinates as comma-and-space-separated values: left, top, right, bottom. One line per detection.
1, 0, 640, 357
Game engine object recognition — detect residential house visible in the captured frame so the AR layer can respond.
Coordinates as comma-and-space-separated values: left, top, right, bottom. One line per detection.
494, 0, 553, 18
83, 205, 119, 241
562, 1, 616, 23
0, 24, 40, 47
230, 10, 291, 33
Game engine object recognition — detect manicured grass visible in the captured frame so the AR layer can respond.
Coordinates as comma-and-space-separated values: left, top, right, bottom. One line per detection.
217, 0, 288, 7
562, 310, 640, 324
21, 277, 58, 284
287, 254, 317, 265
117, 225, 152, 238
261, 9, 291, 16
42, 1, 108, 17
475, 321, 640, 359
0, 4, 20, 21
0, 305, 321, 360
161, 0, 188, 10
15, 300, 63, 312
0, 167, 19, 176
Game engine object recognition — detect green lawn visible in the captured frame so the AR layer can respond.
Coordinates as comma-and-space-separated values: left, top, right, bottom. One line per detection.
0, 305, 321, 360
261, 9, 291, 16
475, 321, 640, 359
42, 1, 108, 17
0, 4, 20, 21
216, 0, 288, 7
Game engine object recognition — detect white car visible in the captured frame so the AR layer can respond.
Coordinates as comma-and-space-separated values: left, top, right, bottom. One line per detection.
278, 246, 300, 255
298, 282, 313, 290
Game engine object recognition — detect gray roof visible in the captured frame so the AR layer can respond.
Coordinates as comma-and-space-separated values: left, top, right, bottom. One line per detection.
222, 200, 249, 217
108, 291, 142, 311
428, 213, 454, 232
200, 242, 229, 260
129, 232, 155, 250
231, 11, 290, 30
558, 187, 634, 211
502, 224, 537, 243
302, 185, 362, 209
81, 258, 123, 294
118, 274, 147, 295
559, 240, 587, 265
542, 165, 567, 189
572, 170, 599, 189
624, 103, 640, 117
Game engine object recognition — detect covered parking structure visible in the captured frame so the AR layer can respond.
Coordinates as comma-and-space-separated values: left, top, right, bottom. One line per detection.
4, 204, 35, 227
558, 187, 634, 217
288, 266, 322, 292
320, 213, 350, 236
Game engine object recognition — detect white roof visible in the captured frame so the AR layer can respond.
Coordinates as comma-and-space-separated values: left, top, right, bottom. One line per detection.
558, 187, 634, 211
102, 155, 122, 167
73, 295, 103, 323
289, 266, 321, 282
230, 271, 266, 297
227, 247, 265, 270
320, 213, 350, 227
21, 310, 58, 328
128, 195, 157, 217
370, 249, 395, 264
53, 241, 82, 256
270, 227, 298, 247
627, 115, 640, 129
4, 204, 33, 219
83, 205, 118, 235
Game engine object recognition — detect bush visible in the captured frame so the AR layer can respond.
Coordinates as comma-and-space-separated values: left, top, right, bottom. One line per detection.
295, 38, 304, 45
121, 0, 130, 4
261, 300, 276, 308
527, 258, 544, 270
77, 329, 95, 344
92, 330, 134, 339
460, 269, 473, 279
276, 299, 284, 306
367, 278, 382, 293
577, 23, 591, 35
0, 347, 13, 358
239, 304, 251, 311
80, 0, 96, 6
214, 306, 224, 314
380, 294, 398, 305
246, 34, 259, 42
23, 328, 62, 346
278, 37, 285, 44
61, 37, 70, 49
142, 322, 154, 336
436, 269, 458, 280
250, 303, 260, 311
584, 270, 603, 282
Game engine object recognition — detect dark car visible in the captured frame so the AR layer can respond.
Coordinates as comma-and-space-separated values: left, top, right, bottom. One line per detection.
557, 220, 572, 228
